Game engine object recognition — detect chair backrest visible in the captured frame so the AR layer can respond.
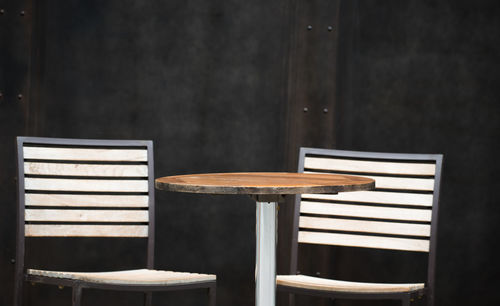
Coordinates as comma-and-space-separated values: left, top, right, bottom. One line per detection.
289, 148, 442, 293
15, 137, 156, 269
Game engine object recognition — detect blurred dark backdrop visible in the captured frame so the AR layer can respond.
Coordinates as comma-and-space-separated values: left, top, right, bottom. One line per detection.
1, 0, 499, 305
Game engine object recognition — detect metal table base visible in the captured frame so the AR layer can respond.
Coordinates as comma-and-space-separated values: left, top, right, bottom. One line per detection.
254, 196, 280, 306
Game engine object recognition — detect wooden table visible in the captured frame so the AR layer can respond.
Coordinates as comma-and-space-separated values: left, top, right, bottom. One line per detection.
155, 172, 374, 306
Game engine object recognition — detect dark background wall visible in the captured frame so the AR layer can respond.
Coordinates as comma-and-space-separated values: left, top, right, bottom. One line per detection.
1, 0, 499, 306
335, 1, 500, 305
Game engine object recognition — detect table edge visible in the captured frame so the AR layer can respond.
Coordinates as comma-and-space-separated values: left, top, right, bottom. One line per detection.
154, 180, 375, 195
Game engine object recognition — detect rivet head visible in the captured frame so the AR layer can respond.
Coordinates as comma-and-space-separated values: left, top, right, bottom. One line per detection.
323, 108, 328, 113
307, 25, 312, 31
327, 26, 333, 31
10, 258, 15, 264
17, 94, 23, 100
20, 10, 25, 16
0, 92, 3, 99
0, 9, 5, 15
303, 107, 308, 112
315, 271, 321, 276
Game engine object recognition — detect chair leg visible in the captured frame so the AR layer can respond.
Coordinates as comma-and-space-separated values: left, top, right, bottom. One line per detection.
144, 292, 153, 306
426, 293, 434, 306
401, 295, 411, 306
13, 278, 23, 306
208, 284, 216, 306
288, 293, 296, 306
72, 286, 83, 306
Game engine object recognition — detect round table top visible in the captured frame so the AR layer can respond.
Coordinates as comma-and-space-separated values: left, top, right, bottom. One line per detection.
155, 172, 374, 195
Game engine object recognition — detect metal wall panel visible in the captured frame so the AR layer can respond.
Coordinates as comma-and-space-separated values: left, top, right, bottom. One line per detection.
1, 0, 498, 305
284, 0, 340, 169
334, 1, 500, 306
2, 1, 290, 305
281, 1, 342, 305
0, 1, 34, 305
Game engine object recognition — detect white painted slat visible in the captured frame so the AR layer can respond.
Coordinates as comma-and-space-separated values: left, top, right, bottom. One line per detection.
24, 162, 148, 177
300, 201, 432, 222
298, 231, 429, 252
304, 157, 436, 176
302, 191, 433, 207
299, 216, 431, 237
25, 209, 148, 222
25, 194, 149, 207
23, 147, 147, 162
25, 224, 148, 237
304, 171, 434, 191
24, 178, 148, 192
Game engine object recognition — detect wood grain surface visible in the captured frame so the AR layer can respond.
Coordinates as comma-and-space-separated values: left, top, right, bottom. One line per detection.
27, 269, 216, 285
155, 172, 374, 195
276, 275, 424, 293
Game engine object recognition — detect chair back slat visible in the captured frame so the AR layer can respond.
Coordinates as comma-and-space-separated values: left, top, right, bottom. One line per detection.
23, 147, 147, 161
25, 162, 148, 177
296, 149, 442, 253
298, 231, 430, 252
25, 209, 149, 222
18, 137, 153, 238
25, 224, 148, 237
299, 217, 431, 237
25, 178, 149, 192
305, 171, 434, 191
304, 157, 436, 175
25, 194, 149, 207
302, 191, 433, 207
300, 202, 432, 222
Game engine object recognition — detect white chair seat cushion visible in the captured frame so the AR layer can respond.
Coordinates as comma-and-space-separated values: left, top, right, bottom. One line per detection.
28, 268, 215, 286
277, 274, 424, 293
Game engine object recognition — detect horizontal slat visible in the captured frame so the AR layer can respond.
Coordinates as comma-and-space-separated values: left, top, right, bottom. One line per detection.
24, 162, 148, 177
25, 194, 149, 207
298, 231, 429, 252
27, 269, 216, 285
304, 157, 436, 176
25, 209, 148, 222
25, 224, 148, 237
304, 171, 434, 191
23, 147, 147, 162
300, 201, 432, 222
302, 191, 433, 207
299, 216, 430, 237
276, 275, 425, 293
25, 178, 148, 192
366, 175, 434, 191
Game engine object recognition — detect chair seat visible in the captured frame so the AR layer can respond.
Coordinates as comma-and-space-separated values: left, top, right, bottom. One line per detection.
28, 268, 216, 286
277, 275, 424, 293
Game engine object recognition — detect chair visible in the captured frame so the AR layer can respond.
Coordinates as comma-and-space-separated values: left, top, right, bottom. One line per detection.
277, 147, 443, 306
14, 136, 216, 306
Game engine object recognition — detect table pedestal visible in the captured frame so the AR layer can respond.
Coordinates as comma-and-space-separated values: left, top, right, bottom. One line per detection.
254, 196, 280, 306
